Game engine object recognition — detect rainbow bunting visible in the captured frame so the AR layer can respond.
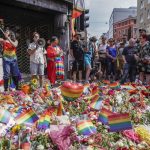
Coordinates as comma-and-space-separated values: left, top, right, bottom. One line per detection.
0, 109, 11, 124
15, 109, 39, 124
90, 95, 102, 110
98, 108, 114, 125
77, 120, 97, 136
108, 113, 132, 132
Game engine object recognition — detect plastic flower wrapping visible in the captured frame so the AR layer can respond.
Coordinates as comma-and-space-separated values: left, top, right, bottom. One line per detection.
0, 80, 149, 150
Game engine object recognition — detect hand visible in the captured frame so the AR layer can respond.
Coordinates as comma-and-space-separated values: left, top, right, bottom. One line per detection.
44, 62, 47, 68
4, 33, 9, 39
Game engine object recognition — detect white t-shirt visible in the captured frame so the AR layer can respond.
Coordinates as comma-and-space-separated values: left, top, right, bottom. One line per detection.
98, 44, 107, 58
28, 42, 46, 64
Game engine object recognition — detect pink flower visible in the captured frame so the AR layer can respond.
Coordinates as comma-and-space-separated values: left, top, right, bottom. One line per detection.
122, 130, 140, 143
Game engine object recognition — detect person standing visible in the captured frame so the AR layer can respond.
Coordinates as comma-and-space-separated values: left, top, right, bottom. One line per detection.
98, 36, 107, 78
106, 38, 117, 81
47, 36, 64, 85
27, 32, 47, 88
120, 39, 137, 84
138, 34, 150, 84
0, 29, 19, 91
70, 33, 84, 82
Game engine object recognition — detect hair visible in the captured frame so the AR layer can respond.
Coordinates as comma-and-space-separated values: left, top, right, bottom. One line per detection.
33, 32, 40, 37
51, 36, 58, 43
6, 29, 16, 42
140, 34, 148, 41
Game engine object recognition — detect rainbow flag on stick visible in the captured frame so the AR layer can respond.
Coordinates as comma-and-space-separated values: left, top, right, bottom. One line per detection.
37, 112, 51, 130
90, 95, 102, 110
98, 108, 114, 125
77, 120, 97, 136
0, 109, 11, 124
108, 113, 132, 132
15, 108, 39, 124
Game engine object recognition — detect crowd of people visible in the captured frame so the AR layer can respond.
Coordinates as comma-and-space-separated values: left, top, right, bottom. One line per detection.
0, 28, 149, 92
70, 29, 150, 85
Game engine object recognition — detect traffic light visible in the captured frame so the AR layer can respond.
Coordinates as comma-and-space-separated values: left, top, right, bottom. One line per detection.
80, 9, 89, 31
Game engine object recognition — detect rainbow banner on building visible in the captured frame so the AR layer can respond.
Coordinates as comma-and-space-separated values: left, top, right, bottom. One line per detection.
15, 108, 39, 124
98, 108, 114, 125
77, 120, 97, 136
108, 113, 132, 132
90, 95, 102, 110
0, 109, 11, 124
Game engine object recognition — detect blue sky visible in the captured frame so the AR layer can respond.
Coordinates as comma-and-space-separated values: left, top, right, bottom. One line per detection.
85, 0, 137, 38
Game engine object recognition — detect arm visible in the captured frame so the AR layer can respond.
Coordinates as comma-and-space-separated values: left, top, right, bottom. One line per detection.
27, 48, 36, 55
0, 38, 4, 44
7, 37, 18, 47
122, 48, 127, 63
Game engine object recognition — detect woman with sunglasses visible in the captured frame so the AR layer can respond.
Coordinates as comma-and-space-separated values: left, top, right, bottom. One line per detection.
106, 38, 117, 81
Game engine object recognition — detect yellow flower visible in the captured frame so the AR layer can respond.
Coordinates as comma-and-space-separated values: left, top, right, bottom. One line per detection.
32, 79, 38, 85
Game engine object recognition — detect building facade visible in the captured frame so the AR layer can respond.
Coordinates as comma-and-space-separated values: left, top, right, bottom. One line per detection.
137, 0, 150, 34
109, 7, 137, 38
114, 17, 137, 41
0, 0, 73, 76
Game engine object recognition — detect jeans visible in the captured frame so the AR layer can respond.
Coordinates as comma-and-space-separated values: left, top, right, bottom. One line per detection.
107, 61, 116, 76
120, 63, 136, 84
3, 58, 19, 79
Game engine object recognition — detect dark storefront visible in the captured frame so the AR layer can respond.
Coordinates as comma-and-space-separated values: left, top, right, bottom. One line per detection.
0, 0, 73, 75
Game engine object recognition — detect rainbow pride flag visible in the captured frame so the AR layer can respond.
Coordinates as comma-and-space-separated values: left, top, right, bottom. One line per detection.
37, 114, 50, 130
108, 113, 132, 132
15, 109, 39, 124
90, 95, 102, 110
109, 82, 120, 90
98, 108, 114, 125
0, 109, 11, 124
77, 120, 97, 136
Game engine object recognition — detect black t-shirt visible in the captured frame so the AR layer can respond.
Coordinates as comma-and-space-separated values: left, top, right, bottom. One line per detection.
71, 40, 84, 61
122, 46, 137, 64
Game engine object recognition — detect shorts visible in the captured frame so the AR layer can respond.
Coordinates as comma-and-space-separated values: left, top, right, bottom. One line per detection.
72, 60, 84, 72
138, 62, 150, 74
84, 56, 91, 68
30, 62, 44, 76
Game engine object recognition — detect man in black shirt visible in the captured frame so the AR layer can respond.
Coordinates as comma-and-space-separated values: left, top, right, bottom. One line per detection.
120, 38, 138, 84
70, 34, 84, 82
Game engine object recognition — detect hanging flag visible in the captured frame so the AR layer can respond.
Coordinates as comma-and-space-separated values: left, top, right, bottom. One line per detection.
72, 0, 84, 18
0, 109, 11, 124
98, 108, 114, 125
15, 108, 39, 124
108, 113, 132, 132
90, 95, 103, 110
77, 120, 97, 136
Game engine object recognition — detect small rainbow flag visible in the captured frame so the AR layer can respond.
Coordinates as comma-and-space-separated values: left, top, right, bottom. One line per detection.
90, 95, 102, 110
91, 85, 99, 96
0, 109, 11, 124
37, 113, 50, 130
98, 108, 114, 125
15, 108, 39, 124
108, 113, 132, 132
109, 82, 120, 90
77, 120, 97, 136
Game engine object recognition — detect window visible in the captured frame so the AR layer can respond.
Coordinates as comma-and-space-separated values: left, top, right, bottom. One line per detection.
140, 1, 144, 9
140, 14, 144, 23
148, 9, 150, 19
148, 0, 150, 4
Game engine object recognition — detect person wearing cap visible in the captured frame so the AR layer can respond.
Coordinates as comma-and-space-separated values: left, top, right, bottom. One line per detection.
70, 33, 84, 82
